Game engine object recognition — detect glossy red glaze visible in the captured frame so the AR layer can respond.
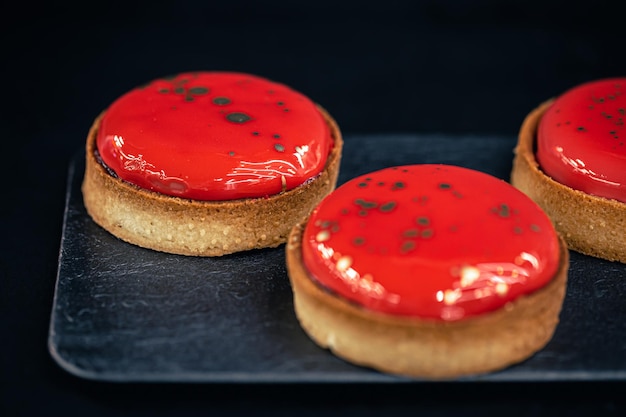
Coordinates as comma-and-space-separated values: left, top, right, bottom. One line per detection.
537, 78, 626, 203
301, 165, 561, 321
96, 71, 332, 200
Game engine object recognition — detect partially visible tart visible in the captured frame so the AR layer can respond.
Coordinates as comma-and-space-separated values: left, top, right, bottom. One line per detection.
82, 71, 343, 256
286, 164, 568, 379
511, 78, 626, 263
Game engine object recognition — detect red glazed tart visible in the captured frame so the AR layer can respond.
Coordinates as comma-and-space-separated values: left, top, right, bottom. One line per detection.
82, 71, 343, 256
511, 78, 626, 263
286, 164, 568, 379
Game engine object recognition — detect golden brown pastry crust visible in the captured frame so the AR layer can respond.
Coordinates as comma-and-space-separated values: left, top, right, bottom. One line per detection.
285, 219, 569, 380
511, 100, 626, 263
82, 106, 343, 256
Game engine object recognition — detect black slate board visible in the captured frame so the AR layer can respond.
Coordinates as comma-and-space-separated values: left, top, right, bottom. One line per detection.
49, 134, 626, 382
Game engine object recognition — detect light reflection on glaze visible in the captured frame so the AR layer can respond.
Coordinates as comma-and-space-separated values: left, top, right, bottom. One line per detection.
96, 71, 332, 200
537, 78, 626, 203
105, 134, 189, 195
301, 165, 561, 321
314, 242, 400, 304
552, 146, 621, 187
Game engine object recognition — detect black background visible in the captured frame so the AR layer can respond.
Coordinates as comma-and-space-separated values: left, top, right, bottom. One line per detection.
2, 0, 625, 415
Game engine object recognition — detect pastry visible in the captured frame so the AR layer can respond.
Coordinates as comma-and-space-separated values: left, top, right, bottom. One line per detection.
511, 77, 625, 262
82, 71, 343, 256
286, 164, 568, 379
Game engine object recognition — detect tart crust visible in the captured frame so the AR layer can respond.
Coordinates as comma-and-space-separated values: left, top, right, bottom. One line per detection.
511, 100, 626, 263
82, 106, 343, 257
285, 220, 569, 379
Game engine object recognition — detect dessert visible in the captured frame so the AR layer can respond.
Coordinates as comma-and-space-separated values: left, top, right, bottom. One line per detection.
511, 78, 625, 262
286, 164, 568, 379
82, 71, 343, 256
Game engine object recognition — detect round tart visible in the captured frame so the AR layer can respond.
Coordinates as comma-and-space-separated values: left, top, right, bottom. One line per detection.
511, 78, 625, 263
286, 164, 568, 379
82, 71, 343, 256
